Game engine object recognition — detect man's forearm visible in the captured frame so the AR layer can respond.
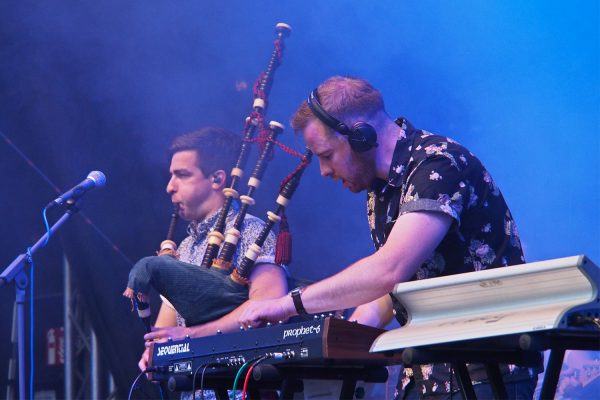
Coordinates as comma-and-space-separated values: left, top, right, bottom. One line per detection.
189, 263, 287, 336
283, 212, 453, 317
349, 295, 394, 328
295, 252, 400, 315
186, 301, 250, 337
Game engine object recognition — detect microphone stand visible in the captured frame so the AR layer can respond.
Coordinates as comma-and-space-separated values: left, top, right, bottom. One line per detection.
0, 200, 81, 400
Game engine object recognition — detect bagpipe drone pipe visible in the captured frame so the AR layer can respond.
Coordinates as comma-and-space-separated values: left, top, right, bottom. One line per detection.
123, 23, 313, 327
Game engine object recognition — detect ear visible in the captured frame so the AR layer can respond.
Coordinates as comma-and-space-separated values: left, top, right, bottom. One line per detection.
210, 170, 227, 189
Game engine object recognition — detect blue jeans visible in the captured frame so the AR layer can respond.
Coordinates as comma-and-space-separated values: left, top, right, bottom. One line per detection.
126, 255, 248, 326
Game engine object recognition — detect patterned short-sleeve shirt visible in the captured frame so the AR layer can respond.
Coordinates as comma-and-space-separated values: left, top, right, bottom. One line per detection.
179, 201, 277, 268
368, 118, 535, 397
368, 118, 524, 281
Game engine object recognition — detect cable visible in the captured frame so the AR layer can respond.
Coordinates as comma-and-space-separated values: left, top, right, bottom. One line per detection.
27, 248, 34, 400
41, 207, 51, 246
192, 362, 223, 400
450, 365, 454, 399
137, 366, 165, 399
232, 360, 251, 395
191, 364, 206, 400
158, 382, 164, 400
569, 313, 600, 329
27, 207, 52, 398
199, 364, 212, 400
241, 356, 268, 400
127, 369, 149, 400
233, 354, 269, 395
1, 130, 133, 398
241, 364, 257, 400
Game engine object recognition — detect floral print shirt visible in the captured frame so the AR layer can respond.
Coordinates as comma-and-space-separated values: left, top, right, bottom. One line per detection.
179, 200, 277, 269
367, 118, 535, 397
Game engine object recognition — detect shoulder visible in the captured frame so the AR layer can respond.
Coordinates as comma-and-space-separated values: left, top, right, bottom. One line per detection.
239, 212, 277, 250
409, 132, 483, 174
242, 212, 268, 225
240, 213, 270, 233
414, 132, 467, 156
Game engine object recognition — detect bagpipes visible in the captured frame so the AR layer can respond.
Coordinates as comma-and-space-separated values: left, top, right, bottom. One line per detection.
123, 23, 312, 328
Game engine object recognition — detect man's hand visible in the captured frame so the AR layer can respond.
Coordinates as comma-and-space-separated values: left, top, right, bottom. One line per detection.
138, 325, 192, 373
238, 295, 295, 328
143, 325, 191, 345
138, 347, 151, 372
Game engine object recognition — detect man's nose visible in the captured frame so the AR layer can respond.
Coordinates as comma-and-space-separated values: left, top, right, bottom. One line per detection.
319, 162, 332, 177
166, 176, 176, 193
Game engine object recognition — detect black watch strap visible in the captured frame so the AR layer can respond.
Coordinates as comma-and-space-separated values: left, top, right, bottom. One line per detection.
289, 287, 308, 316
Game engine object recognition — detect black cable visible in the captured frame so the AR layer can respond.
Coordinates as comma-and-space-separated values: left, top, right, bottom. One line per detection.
190, 361, 230, 400
127, 367, 165, 400
450, 365, 454, 399
191, 364, 207, 400
192, 363, 222, 400
199, 363, 213, 400
128, 369, 149, 400
158, 382, 165, 400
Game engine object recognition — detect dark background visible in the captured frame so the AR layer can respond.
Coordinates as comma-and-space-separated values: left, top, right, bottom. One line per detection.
0, 0, 598, 397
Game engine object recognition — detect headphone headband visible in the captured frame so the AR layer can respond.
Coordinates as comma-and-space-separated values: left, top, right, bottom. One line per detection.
307, 89, 350, 135
305, 88, 378, 153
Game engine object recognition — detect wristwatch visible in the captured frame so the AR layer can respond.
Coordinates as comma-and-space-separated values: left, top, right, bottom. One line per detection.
289, 287, 308, 316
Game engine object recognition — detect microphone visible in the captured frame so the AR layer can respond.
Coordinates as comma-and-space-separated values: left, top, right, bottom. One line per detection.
47, 171, 106, 208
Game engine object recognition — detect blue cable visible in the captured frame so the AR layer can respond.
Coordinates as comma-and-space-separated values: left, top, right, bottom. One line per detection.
26, 247, 34, 400
42, 207, 51, 246
27, 208, 51, 399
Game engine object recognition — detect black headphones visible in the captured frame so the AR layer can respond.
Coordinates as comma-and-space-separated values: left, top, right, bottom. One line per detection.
306, 89, 378, 153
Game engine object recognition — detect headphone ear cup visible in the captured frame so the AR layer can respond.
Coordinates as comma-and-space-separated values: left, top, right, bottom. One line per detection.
307, 89, 377, 152
347, 122, 378, 153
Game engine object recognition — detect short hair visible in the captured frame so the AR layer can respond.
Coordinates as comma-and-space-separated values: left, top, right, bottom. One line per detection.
169, 127, 240, 177
290, 76, 386, 133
